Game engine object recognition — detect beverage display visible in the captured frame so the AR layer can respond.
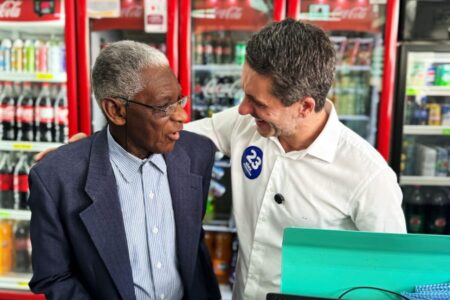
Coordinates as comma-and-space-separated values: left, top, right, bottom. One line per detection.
0, 37, 65, 75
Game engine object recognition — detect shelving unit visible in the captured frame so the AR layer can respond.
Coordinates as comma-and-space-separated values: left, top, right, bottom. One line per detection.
0, 141, 63, 153
400, 176, 450, 186
0, 72, 67, 83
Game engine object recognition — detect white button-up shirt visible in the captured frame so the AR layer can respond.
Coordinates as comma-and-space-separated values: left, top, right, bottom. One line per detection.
185, 100, 406, 300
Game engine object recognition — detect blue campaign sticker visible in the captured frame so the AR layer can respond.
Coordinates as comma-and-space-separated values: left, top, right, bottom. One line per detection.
241, 146, 263, 179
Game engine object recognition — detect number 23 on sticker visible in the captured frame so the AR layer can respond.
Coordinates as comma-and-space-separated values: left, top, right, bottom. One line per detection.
241, 146, 263, 179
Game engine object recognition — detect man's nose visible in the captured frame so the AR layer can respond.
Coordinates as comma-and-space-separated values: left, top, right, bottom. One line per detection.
238, 97, 253, 115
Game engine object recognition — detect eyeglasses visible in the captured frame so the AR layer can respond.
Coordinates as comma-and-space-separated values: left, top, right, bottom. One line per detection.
117, 95, 188, 118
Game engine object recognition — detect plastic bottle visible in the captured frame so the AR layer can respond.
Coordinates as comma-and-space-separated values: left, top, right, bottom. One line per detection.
0, 153, 13, 209
13, 221, 31, 273
213, 232, 232, 284
11, 38, 23, 72
405, 186, 427, 233
23, 39, 35, 73
34, 40, 47, 73
16, 82, 34, 141
0, 81, 16, 141
0, 220, 13, 274
0, 39, 12, 72
13, 154, 30, 210
427, 188, 449, 234
35, 83, 54, 142
54, 83, 68, 143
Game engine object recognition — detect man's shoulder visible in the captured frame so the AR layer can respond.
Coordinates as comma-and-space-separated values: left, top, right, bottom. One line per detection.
179, 130, 215, 150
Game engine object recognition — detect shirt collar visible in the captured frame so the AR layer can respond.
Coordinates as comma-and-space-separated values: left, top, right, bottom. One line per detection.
107, 128, 166, 183
305, 99, 341, 163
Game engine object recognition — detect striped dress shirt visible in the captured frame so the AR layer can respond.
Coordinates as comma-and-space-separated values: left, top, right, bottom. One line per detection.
107, 129, 183, 300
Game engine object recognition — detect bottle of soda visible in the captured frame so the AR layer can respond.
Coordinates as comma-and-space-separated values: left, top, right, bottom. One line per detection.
0, 38, 12, 72
405, 186, 426, 233
0, 153, 14, 209
34, 40, 47, 73
11, 38, 23, 73
213, 35, 223, 64
13, 154, 30, 210
203, 34, 214, 65
0, 81, 16, 141
54, 83, 68, 143
13, 221, 31, 273
194, 34, 203, 65
23, 39, 35, 73
0, 220, 13, 274
16, 82, 34, 141
427, 188, 449, 234
213, 232, 232, 284
222, 35, 233, 64
35, 82, 54, 142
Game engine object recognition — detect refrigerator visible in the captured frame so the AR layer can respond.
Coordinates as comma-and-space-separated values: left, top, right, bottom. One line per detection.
391, 0, 450, 236
287, 0, 399, 156
0, 0, 80, 298
178, 0, 286, 292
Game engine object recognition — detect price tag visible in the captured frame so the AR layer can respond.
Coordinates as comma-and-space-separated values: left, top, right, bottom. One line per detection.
442, 128, 450, 135
0, 211, 11, 218
36, 73, 54, 80
12, 143, 33, 151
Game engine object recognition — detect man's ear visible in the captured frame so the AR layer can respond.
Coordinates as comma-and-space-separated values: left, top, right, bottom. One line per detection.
298, 96, 316, 118
101, 98, 127, 126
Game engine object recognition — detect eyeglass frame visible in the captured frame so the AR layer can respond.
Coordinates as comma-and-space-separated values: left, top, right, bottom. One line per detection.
116, 95, 189, 118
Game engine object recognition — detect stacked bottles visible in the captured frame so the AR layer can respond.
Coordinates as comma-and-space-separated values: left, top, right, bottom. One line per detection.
0, 152, 31, 211
404, 95, 450, 126
194, 32, 242, 65
0, 37, 65, 74
403, 186, 450, 234
330, 71, 370, 116
0, 81, 68, 143
0, 220, 31, 274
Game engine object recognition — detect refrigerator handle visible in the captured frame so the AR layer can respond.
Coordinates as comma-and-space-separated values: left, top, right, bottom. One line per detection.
287, 0, 300, 19
179, 0, 192, 122
377, 0, 400, 161
274, 0, 287, 21
75, 0, 92, 136
65, 0, 79, 137
167, 0, 179, 78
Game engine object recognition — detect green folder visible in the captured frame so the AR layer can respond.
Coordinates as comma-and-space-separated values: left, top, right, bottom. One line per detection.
281, 227, 450, 299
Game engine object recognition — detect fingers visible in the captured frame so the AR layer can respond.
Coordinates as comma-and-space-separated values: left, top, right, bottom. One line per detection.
69, 132, 88, 143
34, 147, 56, 162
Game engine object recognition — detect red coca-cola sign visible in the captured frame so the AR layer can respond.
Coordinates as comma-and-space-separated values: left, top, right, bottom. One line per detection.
92, 0, 145, 31
0, 0, 62, 22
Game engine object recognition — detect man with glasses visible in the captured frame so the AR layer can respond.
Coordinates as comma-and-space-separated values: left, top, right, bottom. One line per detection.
28, 41, 221, 300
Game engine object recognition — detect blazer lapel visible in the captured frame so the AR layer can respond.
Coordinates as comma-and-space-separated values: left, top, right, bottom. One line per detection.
166, 144, 203, 291
80, 129, 135, 300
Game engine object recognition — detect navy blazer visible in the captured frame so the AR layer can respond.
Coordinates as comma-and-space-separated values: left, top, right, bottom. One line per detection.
28, 128, 221, 300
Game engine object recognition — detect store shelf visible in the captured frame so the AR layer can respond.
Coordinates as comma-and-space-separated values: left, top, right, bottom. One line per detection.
403, 125, 450, 135
0, 21, 64, 34
203, 224, 237, 233
406, 86, 450, 96
0, 273, 32, 291
193, 64, 243, 73
220, 284, 232, 300
339, 115, 370, 121
0, 72, 66, 83
336, 65, 371, 72
0, 141, 63, 152
400, 176, 450, 186
0, 209, 31, 221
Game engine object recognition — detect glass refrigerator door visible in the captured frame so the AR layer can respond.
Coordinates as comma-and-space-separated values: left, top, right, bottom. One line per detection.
397, 49, 450, 235
0, 0, 67, 296
291, 0, 387, 145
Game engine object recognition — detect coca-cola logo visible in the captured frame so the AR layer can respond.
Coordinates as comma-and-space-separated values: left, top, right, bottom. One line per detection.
333, 6, 369, 20
0, 0, 22, 18
121, 4, 143, 18
215, 7, 242, 20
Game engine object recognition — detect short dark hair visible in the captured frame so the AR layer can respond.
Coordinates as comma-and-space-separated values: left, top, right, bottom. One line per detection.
245, 18, 335, 111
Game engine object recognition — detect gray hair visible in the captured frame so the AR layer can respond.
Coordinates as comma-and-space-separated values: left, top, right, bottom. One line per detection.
92, 40, 169, 106
245, 19, 335, 111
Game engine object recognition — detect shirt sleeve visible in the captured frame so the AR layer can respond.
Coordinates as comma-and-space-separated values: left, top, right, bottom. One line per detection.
184, 106, 241, 156
350, 167, 407, 233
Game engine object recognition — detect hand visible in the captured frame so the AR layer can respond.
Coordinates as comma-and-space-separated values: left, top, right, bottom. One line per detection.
34, 132, 88, 161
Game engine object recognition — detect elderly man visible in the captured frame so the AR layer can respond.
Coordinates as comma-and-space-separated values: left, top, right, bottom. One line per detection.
28, 41, 220, 300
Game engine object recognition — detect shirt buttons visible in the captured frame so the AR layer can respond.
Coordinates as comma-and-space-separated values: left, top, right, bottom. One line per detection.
152, 226, 159, 234
160, 294, 165, 299
149, 191, 154, 199
157, 262, 162, 269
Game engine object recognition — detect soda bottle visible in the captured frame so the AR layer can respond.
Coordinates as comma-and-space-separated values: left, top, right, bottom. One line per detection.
204, 231, 215, 257
203, 34, 214, 65
0, 153, 14, 209
16, 82, 34, 141
235, 42, 246, 65
23, 40, 35, 73
35, 40, 48, 73
427, 188, 449, 234
405, 186, 426, 233
54, 83, 68, 143
0, 39, 11, 72
213, 232, 232, 284
0, 81, 16, 141
222, 35, 233, 64
47, 39, 61, 74
213, 35, 223, 64
0, 220, 12, 274
35, 83, 54, 142
11, 38, 23, 73
194, 34, 203, 65
13, 154, 30, 210
13, 221, 31, 273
